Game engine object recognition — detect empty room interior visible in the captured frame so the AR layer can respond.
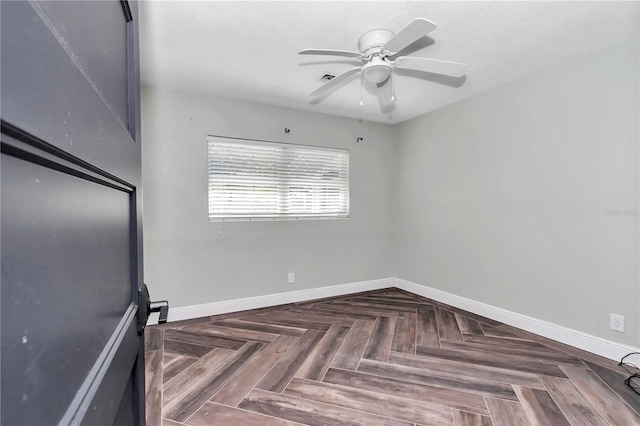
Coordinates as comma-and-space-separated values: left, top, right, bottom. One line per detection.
138, 2, 640, 425
3, 0, 638, 425
140, 1, 640, 425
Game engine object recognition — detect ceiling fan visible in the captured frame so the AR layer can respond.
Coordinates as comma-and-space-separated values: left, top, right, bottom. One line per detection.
299, 18, 467, 110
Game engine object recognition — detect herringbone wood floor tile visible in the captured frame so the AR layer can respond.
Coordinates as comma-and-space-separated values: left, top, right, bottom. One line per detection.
145, 288, 640, 426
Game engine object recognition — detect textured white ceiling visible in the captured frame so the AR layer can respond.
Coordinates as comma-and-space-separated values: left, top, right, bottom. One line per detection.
139, 1, 639, 124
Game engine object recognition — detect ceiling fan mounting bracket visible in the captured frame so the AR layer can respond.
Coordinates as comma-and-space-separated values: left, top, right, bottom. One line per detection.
357, 29, 395, 56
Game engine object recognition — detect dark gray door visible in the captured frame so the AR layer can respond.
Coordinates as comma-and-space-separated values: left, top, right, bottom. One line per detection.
1, 1, 145, 425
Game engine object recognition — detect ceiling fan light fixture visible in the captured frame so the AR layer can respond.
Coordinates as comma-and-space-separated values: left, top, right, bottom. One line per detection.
363, 64, 391, 84
362, 58, 392, 84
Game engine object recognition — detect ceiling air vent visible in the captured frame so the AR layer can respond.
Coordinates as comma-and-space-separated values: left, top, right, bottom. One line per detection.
318, 74, 336, 82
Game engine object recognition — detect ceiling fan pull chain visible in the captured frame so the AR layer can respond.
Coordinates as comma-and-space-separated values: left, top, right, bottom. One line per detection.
390, 76, 395, 101
359, 75, 364, 106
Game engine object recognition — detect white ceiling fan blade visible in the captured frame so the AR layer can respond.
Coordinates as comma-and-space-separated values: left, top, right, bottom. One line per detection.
376, 77, 396, 113
383, 18, 437, 54
395, 56, 467, 77
310, 67, 361, 97
299, 49, 362, 59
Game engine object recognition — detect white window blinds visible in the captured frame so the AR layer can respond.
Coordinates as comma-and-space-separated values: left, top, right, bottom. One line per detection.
207, 136, 349, 221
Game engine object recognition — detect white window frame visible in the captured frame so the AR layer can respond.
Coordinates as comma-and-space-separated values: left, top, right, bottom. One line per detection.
207, 135, 350, 222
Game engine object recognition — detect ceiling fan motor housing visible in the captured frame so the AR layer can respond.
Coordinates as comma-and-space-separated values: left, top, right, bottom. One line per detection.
358, 29, 395, 84
357, 29, 395, 55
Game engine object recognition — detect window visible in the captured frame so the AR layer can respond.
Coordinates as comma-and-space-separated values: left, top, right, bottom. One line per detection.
207, 136, 349, 221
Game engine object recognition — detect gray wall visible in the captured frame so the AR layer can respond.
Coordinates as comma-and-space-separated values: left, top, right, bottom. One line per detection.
141, 86, 395, 308
142, 38, 638, 347
394, 38, 639, 346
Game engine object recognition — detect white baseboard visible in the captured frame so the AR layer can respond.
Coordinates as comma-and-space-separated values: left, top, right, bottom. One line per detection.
394, 277, 640, 365
147, 277, 394, 325
147, 275, 639, 364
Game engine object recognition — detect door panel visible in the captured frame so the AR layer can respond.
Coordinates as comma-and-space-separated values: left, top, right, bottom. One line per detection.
1, 1, 144, 424
1, 153, 132, 424
1, 0, 138, 179
30, 0, 131, 130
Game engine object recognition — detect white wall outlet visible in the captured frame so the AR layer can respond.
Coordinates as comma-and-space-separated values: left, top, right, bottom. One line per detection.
288, 272, 295, 284
610, 313, 624, 332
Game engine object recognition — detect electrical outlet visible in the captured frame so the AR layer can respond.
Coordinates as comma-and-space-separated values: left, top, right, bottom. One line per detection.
288, 272, 295, 284
610, 313, 624, 332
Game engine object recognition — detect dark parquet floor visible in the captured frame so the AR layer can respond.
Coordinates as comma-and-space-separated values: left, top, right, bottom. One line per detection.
145, 288, 640, 425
